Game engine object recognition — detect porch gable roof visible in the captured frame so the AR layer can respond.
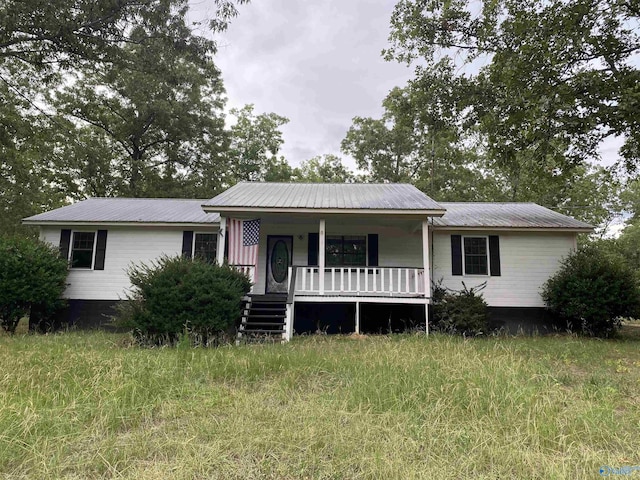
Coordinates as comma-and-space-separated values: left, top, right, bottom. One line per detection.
202, 182, 446, 216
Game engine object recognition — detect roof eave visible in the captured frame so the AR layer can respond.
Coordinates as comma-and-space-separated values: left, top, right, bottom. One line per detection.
201, 206, 446, 217
22, 220, 219, 228
431, 225, 594, 233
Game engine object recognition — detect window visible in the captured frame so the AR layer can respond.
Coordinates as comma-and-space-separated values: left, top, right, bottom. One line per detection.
193, 233, 217, 263
463, 236, 488, 275
326, 235, 366, 266
70, 232, 96, 269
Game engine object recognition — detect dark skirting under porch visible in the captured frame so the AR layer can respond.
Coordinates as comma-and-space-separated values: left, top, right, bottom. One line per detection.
293, 302, 557, 336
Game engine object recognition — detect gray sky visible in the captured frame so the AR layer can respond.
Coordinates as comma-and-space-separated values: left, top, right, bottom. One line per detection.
191, 0, 625, 170
192, 0, 413, 168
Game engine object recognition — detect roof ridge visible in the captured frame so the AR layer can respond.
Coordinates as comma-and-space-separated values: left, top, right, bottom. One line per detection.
86, 197, 210, 201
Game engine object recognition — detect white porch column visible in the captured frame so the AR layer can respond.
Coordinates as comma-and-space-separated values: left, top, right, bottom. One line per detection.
422, 219, 431, 335
216, 216, 226, 265
319, 219, 326, 295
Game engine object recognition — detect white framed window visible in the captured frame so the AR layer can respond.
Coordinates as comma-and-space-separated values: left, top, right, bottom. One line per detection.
193, 233, 217, 263
463, 236, 489, 275
70, 231, 96, 269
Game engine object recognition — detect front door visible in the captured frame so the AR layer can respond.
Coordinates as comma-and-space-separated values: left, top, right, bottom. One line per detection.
266, 236, 293, 293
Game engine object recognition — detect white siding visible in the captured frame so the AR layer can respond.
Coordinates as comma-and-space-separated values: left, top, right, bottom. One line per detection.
432, 230, 576, 307
40, 225, 217, 300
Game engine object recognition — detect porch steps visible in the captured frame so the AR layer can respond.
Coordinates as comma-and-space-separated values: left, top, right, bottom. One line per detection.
237, 294, 287, 344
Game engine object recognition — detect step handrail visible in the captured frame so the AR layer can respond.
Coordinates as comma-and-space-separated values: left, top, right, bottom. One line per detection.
286, 266, 297, 305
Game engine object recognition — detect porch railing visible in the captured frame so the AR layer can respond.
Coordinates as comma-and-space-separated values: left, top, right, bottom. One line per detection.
294, 266, 425, 297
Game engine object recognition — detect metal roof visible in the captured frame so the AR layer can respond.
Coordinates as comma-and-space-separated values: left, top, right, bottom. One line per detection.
23, 198, 219, 225
202, 182, 445, 212
433, 203, 594, 230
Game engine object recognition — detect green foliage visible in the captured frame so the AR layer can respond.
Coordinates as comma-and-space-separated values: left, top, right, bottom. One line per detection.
51, 4, 230, 199
431, 281, 491, 336
0, 0, 249, 69
296, 154, 356, 183
386, 0, 639, 170
616, 221, 640, 273
117, 256, 251, 345
378, 0, 638, 224
0, 0, 251, 234
542, 245, 640, 337
0, 236, 68, 334
228, 104, 290, 183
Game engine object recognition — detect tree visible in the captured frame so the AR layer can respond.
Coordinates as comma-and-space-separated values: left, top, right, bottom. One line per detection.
615, 221, 640, 273
227, 105, 290, 182
0, 0, 250, 234
385, 0, 640, 173
0, 82, 72, 236
0, 0, 248, 69
296, 155, 356, 183
342, 78, 501, 200
52, 11, 230, 199
0, 236, 68, 334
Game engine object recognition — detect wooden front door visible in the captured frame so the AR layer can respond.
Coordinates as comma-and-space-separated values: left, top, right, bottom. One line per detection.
266, 236, 293, 293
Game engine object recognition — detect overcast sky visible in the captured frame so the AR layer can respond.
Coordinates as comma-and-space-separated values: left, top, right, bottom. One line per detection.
191, 0, 413, 168
190, 0, 625, 170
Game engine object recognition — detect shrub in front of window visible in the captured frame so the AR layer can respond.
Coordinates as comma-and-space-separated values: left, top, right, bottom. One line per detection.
431, 281, 490, 336
542, 244, 640, 338
116, 255, 252, 345
0, 236, 69, 334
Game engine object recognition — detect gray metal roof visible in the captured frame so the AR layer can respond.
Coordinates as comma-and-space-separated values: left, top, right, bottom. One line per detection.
202, 182, 445, 212
433, 203, 593, 230
23, 198, 219, 225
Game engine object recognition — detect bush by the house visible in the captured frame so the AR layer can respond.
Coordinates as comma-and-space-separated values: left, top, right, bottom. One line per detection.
117, 255, 252, 345
0, 236, 69, 334
431, 281, 490, 336
542, 244, 640, 338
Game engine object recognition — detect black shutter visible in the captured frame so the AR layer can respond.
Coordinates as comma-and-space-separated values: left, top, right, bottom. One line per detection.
451, 235, 463, 276
368, 234, 379, 267
224, 231, 229, 263
59, 229, 71, 260
94, 230, 108, 270
308, 232, 319, 266
489, 235, 501, 276
182, 231, 194, 258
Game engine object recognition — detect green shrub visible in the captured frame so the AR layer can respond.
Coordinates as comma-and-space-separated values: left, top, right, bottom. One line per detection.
116, 255, 252, 345
431, 281, 490, 336
542, 244, 640, 338
0, 236, 69, 334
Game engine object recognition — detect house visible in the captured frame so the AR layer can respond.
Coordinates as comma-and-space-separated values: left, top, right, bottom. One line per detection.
23, 183, 593, 337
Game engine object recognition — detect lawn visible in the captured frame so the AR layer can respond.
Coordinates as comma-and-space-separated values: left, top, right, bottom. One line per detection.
1, 329, 639, 479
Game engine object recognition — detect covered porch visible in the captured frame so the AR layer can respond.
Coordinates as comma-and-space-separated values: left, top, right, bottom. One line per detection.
217, 214, 434, 340
202, 182, 445, 341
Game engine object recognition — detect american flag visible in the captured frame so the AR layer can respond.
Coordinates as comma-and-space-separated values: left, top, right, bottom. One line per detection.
227, 218, 260, 278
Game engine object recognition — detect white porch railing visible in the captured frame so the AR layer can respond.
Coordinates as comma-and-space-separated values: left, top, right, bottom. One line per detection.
231, 264, 256, 292
294, 266, 425, 297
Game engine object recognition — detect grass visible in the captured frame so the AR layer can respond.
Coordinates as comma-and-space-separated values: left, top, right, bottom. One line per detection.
1, 329, 639, 479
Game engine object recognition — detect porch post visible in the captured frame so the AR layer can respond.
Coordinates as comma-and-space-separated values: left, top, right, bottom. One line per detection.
319, 219, 326, 295
422, 219, 431, 335
217, 216, 226, 265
